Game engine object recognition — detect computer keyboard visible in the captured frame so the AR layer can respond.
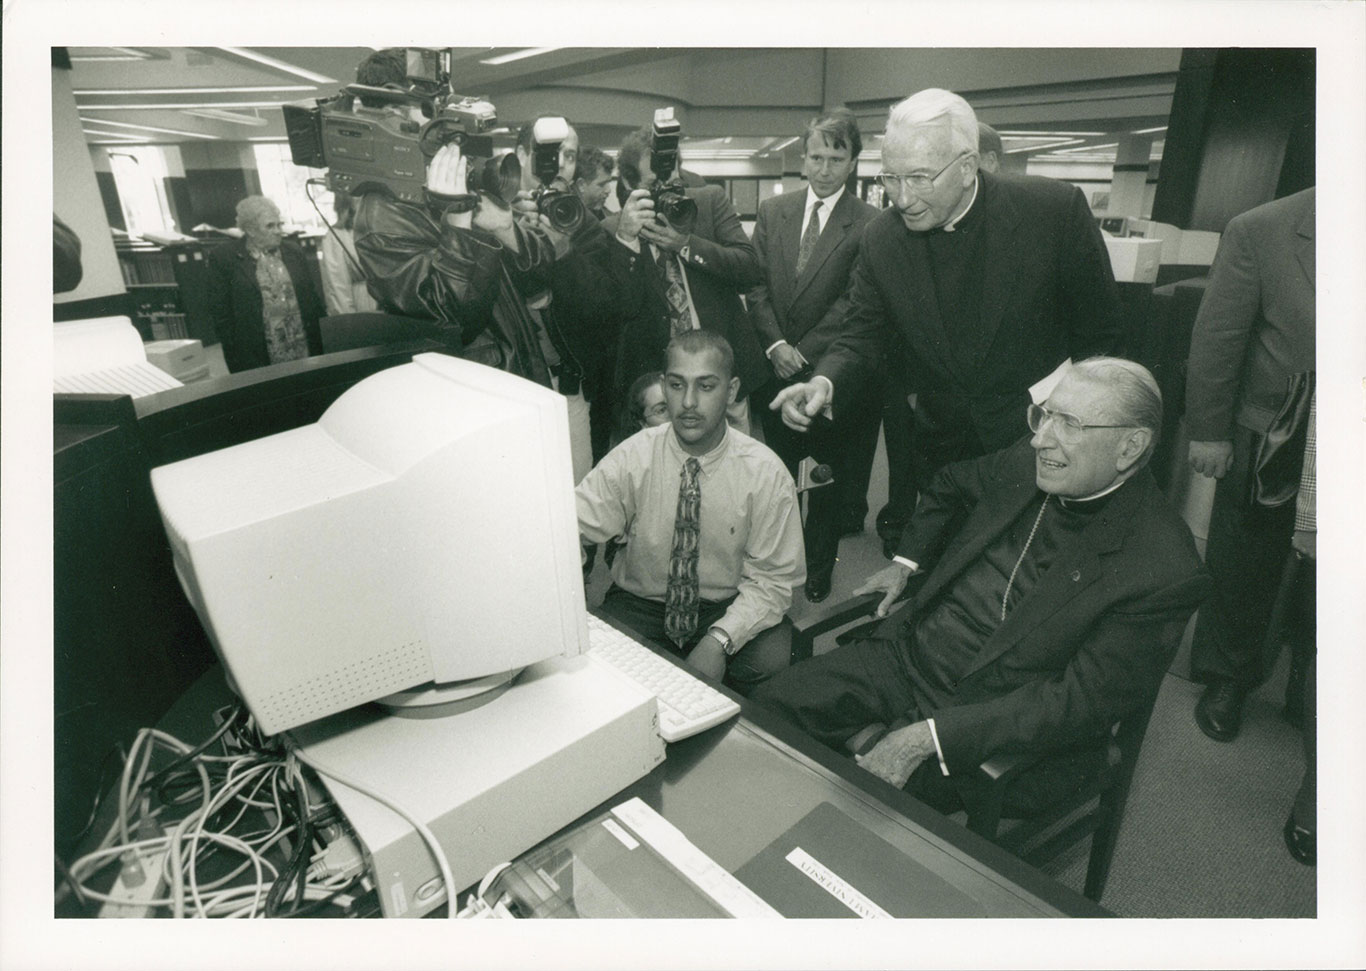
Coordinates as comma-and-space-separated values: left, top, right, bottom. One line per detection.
586, 615, 741, 743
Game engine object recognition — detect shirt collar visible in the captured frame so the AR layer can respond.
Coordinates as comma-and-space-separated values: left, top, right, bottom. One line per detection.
246, 239, 280, 259
805, 185, 844, 218
940, 175, 980, 233
1057, 472, 1131, 509
664, 421, 731, 473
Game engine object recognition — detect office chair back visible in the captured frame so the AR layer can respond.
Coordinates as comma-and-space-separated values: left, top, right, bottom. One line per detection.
320, 313, 431, 354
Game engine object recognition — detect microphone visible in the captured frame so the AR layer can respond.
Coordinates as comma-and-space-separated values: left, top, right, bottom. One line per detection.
796, 458, 835, 493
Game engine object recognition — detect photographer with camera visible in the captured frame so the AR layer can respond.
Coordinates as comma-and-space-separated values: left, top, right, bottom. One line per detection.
509, 117, 623, 477
604, 111, 766, 436
344, 49, 557, 384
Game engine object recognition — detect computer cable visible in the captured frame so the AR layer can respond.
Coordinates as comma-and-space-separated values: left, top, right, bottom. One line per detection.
292, 745, 459, 919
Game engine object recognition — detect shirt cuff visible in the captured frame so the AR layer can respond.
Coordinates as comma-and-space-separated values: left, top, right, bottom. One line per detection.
765, 339, 790, 357
892, 555, 919, 573
925, 718, 949, 776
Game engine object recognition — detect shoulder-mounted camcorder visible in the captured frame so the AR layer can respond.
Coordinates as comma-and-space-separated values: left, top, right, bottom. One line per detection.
283, 48, 519, 214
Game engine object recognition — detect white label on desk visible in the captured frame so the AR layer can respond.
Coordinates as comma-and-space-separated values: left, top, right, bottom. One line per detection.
602, 817, 640, 850
785, 847, 892, 919
611, 797, 782, 918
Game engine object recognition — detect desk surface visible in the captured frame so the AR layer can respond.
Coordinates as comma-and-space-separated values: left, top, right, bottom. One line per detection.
150, 650, 1104, 919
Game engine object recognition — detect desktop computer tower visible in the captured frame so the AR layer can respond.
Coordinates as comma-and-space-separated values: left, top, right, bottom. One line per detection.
288, 654, 666, 917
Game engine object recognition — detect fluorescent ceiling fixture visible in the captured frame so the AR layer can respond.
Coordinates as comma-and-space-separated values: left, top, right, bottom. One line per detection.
218, 47, 336, 84
1133, 126, 1169, 135
248, 136, 289, 142
183, 108, 270, 127
771, 185, 784, 194
83, 129, 150, 141
1054, 142, 1119, 154
479, 47, 562, 66
998, 130, 1106, 138
81, 102, 286, 111
1005, 138, 1082, 154
78, 117, 219, 139
70, 47, 153, 62
76, 85, 316, 96
766, 136, 800, 153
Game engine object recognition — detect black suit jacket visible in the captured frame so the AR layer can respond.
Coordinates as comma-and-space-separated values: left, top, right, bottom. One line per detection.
206, 237, 325, 373
816, 172, 1121, 452
747, 188, 878, 365
603, 184, 766, 399
883, 438, 1209, 779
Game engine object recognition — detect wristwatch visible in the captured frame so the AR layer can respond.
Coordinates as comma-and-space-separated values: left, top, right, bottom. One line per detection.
708, 626, 738, 656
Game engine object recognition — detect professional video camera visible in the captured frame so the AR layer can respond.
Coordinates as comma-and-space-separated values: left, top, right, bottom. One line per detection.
648, 107, 697, 234
283, 48, 519, 212
527, 116, 585, 233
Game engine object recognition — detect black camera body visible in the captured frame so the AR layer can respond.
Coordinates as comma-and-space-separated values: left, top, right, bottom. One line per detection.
283, 48, 518, 209
527, 116, 585, 233
649, 107, 697, 234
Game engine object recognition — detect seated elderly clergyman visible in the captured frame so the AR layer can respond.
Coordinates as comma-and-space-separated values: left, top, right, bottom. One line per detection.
754, 358, 1210, 815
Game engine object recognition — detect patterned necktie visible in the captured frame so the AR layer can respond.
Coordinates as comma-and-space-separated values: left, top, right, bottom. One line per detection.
795, 200, 823, 277
664, 458, 703, 647
655, 247, 694, 337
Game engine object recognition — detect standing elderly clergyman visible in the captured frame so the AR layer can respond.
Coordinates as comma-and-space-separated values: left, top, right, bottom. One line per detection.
755, 359, 1209, 816
772, 88, 1121, 553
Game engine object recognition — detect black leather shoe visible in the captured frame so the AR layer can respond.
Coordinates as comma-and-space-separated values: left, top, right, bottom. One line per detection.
1195, 679, 1247, 742
1283, 813, 1316, 866
805, 571, 833, 604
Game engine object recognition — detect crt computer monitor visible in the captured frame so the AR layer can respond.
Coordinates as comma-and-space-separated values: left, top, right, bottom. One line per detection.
149, 352, 588, 735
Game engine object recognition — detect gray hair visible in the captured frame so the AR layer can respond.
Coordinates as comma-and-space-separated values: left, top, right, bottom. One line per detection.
1070, 356, 1164, 464
235, 195, 280, 231
886, 88, 978, 157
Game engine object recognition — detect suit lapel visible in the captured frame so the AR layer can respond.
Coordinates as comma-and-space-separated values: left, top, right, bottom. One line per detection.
791, 192, 850, 302
974, 174, 1025, 369
1295, 196, 1315, 289
914, 462, 1041, 608
962, 473, 1150, 679
777, 191, 804, 294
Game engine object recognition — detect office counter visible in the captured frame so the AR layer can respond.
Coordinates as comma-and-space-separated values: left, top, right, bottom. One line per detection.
129, 654, 1105, 919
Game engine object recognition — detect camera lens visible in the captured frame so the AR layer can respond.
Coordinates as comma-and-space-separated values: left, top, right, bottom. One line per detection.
657, 190, 697, 234
469, 153, 521, 205
539, 189, 585, 233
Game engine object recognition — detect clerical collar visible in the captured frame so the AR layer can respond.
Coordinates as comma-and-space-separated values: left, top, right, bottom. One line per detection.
1056, 474, 1131, 511
939, 174, 980, 233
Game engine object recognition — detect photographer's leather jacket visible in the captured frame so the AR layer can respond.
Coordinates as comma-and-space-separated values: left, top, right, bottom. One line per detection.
353, 192, 555, 386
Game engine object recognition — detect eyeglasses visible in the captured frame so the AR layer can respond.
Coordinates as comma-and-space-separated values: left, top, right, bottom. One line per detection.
1027, 403, 1134, 443
877, 152, 969, 197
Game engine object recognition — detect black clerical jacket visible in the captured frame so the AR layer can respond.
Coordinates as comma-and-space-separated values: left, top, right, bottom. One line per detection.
881, 437, 1210, 777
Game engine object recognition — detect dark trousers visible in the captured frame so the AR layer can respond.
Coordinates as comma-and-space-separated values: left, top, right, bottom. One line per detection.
752, 637, 970, 814
752, 635, 1101, 817
758, 373, 882, 580
1190, 425, 1300, 686
1288, 553, 1316, 831
598, 587, 792, 696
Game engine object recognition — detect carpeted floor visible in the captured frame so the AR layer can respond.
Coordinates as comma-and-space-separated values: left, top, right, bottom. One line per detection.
585, 422, 1317, 917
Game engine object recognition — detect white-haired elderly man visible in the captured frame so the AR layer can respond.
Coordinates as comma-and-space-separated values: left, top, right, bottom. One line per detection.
755, 358, 1209, 819
773, 88, 1122, 551
206, 195, 325, 373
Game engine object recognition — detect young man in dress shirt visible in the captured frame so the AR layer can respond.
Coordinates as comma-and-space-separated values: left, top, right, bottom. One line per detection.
575, 330, 805, 695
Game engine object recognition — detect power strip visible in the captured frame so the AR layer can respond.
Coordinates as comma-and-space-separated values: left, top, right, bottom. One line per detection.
99, 844, 170, 918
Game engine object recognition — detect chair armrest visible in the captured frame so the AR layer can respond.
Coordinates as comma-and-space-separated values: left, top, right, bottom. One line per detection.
789, 574, 928, 663
978, 749, 1044, 785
